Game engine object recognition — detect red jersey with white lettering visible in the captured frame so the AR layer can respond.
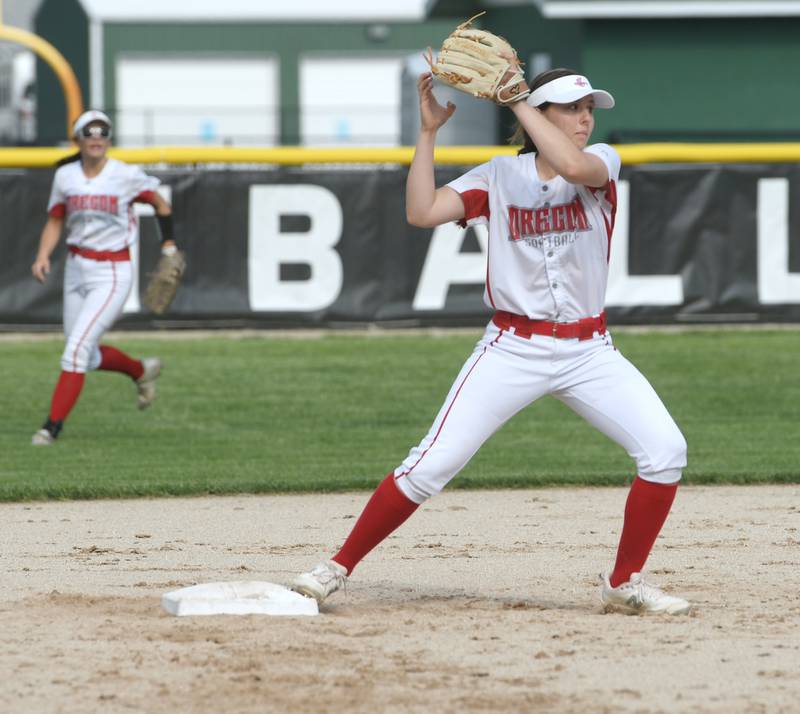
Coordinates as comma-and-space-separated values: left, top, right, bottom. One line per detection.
47, 158, 161, 252
447, 143, 620, 321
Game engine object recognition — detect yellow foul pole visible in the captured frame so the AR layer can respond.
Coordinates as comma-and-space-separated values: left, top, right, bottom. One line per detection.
0, 23, 84, 140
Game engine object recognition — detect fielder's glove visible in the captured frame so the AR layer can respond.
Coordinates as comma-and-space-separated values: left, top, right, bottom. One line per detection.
142, 246, 186, 315
426, 12, 530, 105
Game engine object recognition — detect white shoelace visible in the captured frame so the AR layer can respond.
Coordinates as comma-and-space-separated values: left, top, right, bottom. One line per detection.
625, 574, 667, 605
312, 564, 347, 593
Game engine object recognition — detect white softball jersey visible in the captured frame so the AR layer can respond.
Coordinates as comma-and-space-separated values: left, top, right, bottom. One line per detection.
446, 143, 620, 322
47, 158, 159, 373
47, 158, 160, 252
392, 144, 686, 503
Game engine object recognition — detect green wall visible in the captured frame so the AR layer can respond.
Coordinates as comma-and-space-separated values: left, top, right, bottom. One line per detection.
102, 21, 457, 144
583, 18, 800, 142
35, 0, 90, 145
33, 6, 800, 146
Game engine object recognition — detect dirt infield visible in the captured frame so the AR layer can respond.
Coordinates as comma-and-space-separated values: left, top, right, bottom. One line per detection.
2, 485, 799, 714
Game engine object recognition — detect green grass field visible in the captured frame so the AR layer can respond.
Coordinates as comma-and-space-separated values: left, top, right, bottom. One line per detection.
2, 328, 798, 501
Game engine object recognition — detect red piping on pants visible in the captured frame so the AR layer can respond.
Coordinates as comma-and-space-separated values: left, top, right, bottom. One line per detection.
397, 330, 504, 480
71, 262, 118, 371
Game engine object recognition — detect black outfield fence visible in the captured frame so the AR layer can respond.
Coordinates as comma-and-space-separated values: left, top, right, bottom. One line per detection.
2, 163, 800, 328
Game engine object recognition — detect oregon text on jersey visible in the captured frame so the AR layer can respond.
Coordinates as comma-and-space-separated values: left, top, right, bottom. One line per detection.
506, 196, 591, 242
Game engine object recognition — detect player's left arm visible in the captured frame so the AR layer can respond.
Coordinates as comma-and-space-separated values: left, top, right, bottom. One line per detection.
147, 191, 177, 251
140, 186, 185, 314
149, 191, 172, 217
508, 102, 608, 188
132, 166, 176, 251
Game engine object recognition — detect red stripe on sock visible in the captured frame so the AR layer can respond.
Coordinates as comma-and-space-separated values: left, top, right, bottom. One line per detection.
99, 345, 144, 380
609, 476, 678, 588
49, 370, 86, 422
332, 474, 419, 575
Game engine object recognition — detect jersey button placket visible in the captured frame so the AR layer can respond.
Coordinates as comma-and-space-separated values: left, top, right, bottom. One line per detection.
542, 248, 563, 319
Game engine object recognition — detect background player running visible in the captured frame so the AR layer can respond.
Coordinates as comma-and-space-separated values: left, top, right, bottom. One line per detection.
30, 110, 177, 445
292, 67, 690, 615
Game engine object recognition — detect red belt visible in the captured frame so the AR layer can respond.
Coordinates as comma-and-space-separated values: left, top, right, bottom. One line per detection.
493, 310, 606, 341
68, 245, 130, 262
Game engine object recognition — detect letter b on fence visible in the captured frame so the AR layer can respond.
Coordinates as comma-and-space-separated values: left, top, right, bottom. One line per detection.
248, 185, 343, 311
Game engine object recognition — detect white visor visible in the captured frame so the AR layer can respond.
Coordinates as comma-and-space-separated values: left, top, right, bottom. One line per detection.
527, 75, 615, 109
72, 110, 112, 137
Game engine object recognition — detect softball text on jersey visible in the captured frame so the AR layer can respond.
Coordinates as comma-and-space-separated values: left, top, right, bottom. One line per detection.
445, 143, 620, 322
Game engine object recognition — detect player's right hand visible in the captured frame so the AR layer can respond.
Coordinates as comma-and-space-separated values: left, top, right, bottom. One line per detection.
418, 69, 456, 133
32, 256, 50, 283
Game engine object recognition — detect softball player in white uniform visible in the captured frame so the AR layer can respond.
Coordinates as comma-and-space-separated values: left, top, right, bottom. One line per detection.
293, 69, 690, 614
30, 110, 176, 445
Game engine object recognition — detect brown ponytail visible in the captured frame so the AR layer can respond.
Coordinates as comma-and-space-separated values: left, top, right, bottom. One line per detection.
56, 151, 81, 167
511, 67, 579, 155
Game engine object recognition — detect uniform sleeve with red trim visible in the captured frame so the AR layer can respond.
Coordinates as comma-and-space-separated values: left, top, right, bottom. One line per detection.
47, 167, 66, 218
446, 160, 492, 227
584, 143, 621, 186
127, 164, 162, 205
583, 144, 620, 250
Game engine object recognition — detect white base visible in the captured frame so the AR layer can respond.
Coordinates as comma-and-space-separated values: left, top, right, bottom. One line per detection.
161, 581, 319, 617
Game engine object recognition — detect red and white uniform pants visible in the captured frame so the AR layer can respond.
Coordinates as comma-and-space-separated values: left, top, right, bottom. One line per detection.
61, 247, 132, 373
393, 317, 687, 504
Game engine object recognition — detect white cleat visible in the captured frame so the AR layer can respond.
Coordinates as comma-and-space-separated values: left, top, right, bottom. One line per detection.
292, 561, 348, 604
600, 572, 691, 615
31, 429, 55, 446
136, 358, 162, 410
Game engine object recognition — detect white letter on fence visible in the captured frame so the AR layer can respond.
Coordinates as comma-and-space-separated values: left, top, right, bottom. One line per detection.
758, 178, 800, 304
605, 180, 683, 307
413, 223, 488, 310
248, 185, 343, 311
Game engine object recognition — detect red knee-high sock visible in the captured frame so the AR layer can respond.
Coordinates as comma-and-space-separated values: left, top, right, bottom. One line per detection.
609, 476, 678, 588
332, 474, 420, 575
99, 345, 144, 380
49, 370, 86, 422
